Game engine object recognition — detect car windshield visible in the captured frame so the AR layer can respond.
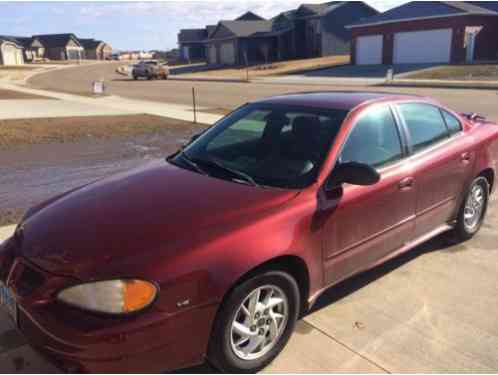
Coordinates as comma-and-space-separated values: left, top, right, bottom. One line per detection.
171, 103, 349, 189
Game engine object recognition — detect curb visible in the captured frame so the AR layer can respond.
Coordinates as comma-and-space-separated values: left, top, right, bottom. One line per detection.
382, 79, 498, 90
168, 76, 248, 84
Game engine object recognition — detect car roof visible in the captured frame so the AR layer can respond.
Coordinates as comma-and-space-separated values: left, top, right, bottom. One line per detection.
254, 91, 424, 111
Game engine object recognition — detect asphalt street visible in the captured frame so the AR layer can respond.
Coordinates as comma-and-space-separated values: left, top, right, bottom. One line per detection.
27, 62, 498, 121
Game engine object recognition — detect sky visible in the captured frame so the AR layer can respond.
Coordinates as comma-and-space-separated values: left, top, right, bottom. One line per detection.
0, 0, 407, 51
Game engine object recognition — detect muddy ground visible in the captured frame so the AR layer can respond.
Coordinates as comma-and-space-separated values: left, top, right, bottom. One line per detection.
0, 115, 207, 226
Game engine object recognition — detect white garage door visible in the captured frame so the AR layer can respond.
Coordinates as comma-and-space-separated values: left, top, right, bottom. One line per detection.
394, 29, 452, 64
356, 35, 383, 65
220, 42, 236, 65
2, 44, 18, 65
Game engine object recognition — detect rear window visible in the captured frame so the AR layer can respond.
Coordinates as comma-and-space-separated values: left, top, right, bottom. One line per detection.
398, 103, 449, 153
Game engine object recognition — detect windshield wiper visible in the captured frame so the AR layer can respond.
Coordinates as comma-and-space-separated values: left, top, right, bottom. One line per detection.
177, 152, 207, 175
190, 157, 259, 187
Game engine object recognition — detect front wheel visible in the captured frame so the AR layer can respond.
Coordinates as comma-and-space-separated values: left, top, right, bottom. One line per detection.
454, 176, 489, 241
208, 271, 299, 373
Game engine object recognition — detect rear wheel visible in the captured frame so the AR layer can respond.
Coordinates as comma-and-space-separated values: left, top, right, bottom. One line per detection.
208, 271, 299, 373
454, 177, 489, 241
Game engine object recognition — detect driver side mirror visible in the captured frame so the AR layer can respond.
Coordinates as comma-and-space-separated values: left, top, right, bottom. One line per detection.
327, 162, 380, 189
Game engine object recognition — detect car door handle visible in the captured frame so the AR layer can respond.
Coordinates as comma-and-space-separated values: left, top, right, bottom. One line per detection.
399, 177, 415, 190
461, 152, 472, 163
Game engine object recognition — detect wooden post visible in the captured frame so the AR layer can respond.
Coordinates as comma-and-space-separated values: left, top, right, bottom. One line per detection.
192, 87, 197, 124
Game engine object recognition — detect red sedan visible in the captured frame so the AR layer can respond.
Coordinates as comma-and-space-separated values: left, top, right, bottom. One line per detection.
1, 92, 497, 373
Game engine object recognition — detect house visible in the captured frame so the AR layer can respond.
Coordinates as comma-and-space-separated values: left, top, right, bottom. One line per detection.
348, 1, 498, 65
206, 20, 277, 65
0, 37, 24, 65
33, 33, 84, 60
291, 1, 378, 59
0, 36, 45, 62
178, 28, 209, 61
79, 38, 113, 60
205, 2, 378, 66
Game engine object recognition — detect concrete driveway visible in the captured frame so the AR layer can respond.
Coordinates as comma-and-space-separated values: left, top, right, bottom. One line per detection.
255, 64, 439, 86
1, 198, 497, 373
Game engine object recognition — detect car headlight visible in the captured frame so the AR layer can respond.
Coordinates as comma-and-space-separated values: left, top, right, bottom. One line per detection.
57, 279, 158, 315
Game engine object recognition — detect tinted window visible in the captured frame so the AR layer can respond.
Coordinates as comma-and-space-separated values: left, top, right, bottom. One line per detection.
341, 105, 403, 168
442, 110, 462, 136
398, 103, 449, 153
206, 109, 269, 151
179, 104, 348, 189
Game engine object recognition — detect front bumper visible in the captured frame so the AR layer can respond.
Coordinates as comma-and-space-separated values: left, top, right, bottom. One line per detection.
1, 255, 217, 373
18, 301, 217, 373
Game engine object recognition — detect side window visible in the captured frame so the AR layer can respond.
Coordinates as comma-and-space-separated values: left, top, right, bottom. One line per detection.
398, 103, 449, 153
341, 105, 403, 168
441, 110, 462, 136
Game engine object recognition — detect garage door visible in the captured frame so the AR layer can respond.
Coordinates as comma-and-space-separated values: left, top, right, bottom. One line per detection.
220, 42, 236, 65
356, 35, 383, 65
15, 49, 23, 65
2, 44, 17, 65
67, 49, 82, 60
394, 29, 452, 64
208, 45, 217, 65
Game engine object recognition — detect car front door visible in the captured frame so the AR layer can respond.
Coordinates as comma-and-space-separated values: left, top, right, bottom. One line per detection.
395, 102, 475, 238
320, 104, 417, 286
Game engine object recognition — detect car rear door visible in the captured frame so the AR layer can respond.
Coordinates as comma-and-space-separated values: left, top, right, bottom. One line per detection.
394, 102, 475, 239
322, 103, 416, 286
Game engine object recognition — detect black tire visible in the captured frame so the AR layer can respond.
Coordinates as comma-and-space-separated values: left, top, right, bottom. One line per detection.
132, 74, 138, 80
208, 270, 299, 373
454, 176, 489, 242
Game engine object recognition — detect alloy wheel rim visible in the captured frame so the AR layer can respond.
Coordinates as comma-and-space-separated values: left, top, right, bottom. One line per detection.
464, 184, 485, 232
230, 285, 288, 361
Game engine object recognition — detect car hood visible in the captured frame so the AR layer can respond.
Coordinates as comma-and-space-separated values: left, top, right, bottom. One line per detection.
18, 160, 298, 279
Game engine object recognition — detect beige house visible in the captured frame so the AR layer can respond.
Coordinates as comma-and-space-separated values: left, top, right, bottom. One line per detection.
0, 37, 24, 65
80, 38, 113, 60
33, 33, 84, 60
17, 37, 45, 62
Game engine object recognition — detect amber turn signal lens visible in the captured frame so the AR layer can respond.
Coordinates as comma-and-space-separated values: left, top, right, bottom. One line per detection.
123, 280, 157, 313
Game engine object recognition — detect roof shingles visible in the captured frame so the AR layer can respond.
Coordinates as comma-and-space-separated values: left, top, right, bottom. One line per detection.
349, 1, 498, 28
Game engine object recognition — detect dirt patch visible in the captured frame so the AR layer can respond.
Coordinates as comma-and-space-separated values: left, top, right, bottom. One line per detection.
0, 66, 38, 71
191, 107, 231, 116
179, 55, 350, 80
0, 115, 208, 226
406, 64, 498, 81
0, 114, 205, 150
0, 89, 53, 100
0, 208, 24, 227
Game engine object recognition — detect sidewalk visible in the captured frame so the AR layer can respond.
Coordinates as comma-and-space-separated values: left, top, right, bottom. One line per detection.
167, 72, 498, 90
0, 225, 15, 240
0, 82, 222, 125
385, 78, 498, 90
